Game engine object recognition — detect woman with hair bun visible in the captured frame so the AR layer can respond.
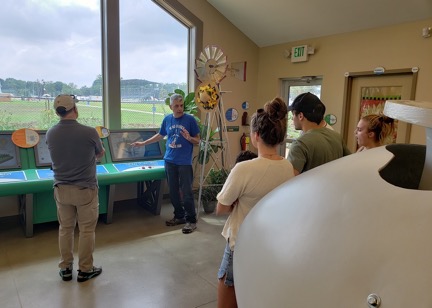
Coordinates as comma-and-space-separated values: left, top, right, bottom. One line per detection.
215, 97, 295, 308
355, 114, 395, 152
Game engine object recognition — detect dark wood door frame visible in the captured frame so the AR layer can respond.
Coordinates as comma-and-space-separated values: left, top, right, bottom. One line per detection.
341, 68, 418, 143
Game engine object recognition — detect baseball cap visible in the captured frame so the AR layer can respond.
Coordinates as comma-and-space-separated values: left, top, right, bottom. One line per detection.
288, 92, 325, 115
54, 94, 78, 113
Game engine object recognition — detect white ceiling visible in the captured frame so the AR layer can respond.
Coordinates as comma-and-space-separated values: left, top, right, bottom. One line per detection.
207, 0, 432, 47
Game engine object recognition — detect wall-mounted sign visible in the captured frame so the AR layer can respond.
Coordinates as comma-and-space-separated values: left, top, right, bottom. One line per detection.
373, 67, 385, 75
226, 108, 239, 122
324, 114, 337, 126
11, 128, 39, 148
291, 45, 308, 63
95, 126, 110, 138
242, 101, 249, 110
225, 126, 239, 132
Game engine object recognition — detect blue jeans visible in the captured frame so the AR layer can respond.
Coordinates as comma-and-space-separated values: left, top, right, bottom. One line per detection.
217, 242, 234, 286
164, 161, 197, 223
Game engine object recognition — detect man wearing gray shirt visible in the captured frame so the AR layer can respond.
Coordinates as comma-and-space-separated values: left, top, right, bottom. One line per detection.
46, 94, 105, 282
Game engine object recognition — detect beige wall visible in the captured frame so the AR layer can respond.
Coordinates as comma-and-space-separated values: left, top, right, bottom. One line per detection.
179, 0, 260, 164
257, 18, 432, 144
181, 1, 431, 152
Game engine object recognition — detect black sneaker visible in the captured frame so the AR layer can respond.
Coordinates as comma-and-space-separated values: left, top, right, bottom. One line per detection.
59, 267, 73, 281
182, 222, 197, 234
77, 266, 102, 282
165, 217, 186, 226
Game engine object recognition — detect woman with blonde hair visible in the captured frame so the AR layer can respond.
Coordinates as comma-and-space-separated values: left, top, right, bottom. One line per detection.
355, 114, 395, 152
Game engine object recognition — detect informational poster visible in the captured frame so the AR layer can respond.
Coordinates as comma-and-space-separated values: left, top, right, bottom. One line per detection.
11, 128, 39, 148
108, 130, 163, 161
34, 134, 52, 166
360, 86, 401, 144
225, 108, 239, 122
0, 134, 21, 169
95, 126, 110, 138
35, 133, 104, 166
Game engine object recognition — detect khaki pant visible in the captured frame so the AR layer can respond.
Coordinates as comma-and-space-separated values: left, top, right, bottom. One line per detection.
54, 185, 99, 272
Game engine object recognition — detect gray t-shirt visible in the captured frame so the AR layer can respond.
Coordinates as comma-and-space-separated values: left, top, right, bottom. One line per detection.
288, 127, 351, 174
46, 120, 104, 188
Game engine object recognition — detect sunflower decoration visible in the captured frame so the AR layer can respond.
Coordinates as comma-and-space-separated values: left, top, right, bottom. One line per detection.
195, 81, 220, 112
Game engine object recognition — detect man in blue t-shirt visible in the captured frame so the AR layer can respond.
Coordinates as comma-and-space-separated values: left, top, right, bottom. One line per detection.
131, 93, 200, 234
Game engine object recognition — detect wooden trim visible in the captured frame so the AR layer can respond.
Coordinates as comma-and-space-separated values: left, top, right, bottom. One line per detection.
341, 68, 418, 144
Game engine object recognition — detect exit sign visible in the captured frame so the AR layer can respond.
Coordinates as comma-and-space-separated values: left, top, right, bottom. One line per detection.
291, 45, 308, 63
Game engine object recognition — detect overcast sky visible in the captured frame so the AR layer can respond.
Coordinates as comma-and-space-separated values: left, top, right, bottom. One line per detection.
0, 0, 188, 88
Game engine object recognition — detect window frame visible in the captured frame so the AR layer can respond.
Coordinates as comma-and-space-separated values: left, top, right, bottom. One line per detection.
101, 0, 203, 129
280, 77, 323, 157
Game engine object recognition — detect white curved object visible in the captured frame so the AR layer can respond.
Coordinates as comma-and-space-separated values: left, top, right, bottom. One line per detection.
235, 146, 432, 307
384, 100, 432, 189
384, 100, 432, 128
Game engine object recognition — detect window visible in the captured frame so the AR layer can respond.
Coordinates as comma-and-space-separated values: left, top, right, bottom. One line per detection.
281, 77, 322, 157
0, 0, 103, 130
0, 0, 197, 131
119, 0, 189, 128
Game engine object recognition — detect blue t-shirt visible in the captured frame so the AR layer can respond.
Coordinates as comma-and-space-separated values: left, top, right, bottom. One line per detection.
159, 113, 200, 165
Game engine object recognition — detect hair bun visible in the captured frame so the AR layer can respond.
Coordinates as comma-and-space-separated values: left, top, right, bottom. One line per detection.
264, 97, 288, 121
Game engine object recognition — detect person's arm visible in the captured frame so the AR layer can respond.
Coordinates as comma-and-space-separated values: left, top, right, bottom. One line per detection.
188, 134, 200, 144
130, 133, 164, 147
93, 129, 105, 159
216, 165, 243, 215
216, 201, 233, 215
287, 141, 305, 176
182, 115, 201, 145
180, 128, 200, 145
96, 147, 105, 159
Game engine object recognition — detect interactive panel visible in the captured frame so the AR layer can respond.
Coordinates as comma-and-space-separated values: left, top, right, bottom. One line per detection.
35, 131, 105, 167
107, 129, 164, 162
0, 132, 21, 170
34, 132, 52, 167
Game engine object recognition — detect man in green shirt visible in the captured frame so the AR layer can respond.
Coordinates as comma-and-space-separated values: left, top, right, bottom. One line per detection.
288, 92, 351, 175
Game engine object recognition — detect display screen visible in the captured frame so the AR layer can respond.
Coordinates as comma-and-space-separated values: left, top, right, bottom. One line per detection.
107, 129, 164, 162
34, 132, 52, 167
35, 131, 104, 167
0, 132, 21, 170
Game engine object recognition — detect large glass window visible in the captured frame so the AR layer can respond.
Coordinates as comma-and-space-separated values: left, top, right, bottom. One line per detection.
0, 0, 103, 130
119, 0, 188, 128
0, 0, 192, 131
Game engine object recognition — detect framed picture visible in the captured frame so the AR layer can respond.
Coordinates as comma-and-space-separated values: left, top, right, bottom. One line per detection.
107, 129, 164, 162
0, 132, 21, 170
34, 132, 52, 167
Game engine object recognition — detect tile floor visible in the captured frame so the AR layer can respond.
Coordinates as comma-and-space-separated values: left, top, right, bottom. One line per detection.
0, 199, 227, 308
